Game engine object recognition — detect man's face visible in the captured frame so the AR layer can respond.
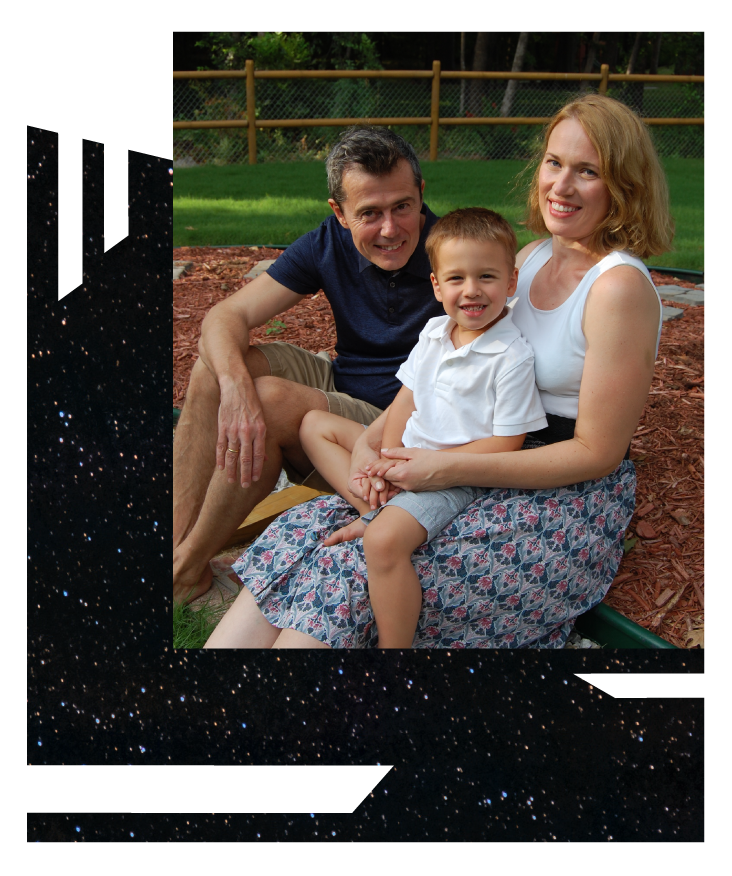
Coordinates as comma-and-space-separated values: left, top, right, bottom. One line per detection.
329, 159, 425, 271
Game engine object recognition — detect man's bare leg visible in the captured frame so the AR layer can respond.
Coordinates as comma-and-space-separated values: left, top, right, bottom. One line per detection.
173, 357, 328, 603
173, 350, 270, 550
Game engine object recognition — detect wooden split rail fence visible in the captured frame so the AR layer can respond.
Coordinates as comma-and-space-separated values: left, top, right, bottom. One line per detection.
174, 61, 704, 164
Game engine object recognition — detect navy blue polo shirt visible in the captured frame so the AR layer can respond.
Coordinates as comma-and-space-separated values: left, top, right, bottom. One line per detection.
266, 203, 443, 411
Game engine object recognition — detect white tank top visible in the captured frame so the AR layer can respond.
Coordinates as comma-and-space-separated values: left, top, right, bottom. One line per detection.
511, 239, 663, 419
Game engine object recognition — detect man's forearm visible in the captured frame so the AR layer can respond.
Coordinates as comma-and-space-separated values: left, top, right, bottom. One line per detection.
198, 303, 252, 385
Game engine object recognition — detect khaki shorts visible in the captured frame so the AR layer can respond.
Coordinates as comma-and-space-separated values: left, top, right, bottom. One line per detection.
257, 341, 383, 490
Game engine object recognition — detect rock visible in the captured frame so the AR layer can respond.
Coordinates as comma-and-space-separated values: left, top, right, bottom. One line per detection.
662, 306, 684, 322
173, 260, 194, 280
243, 259, 277, 280
658, 285, 704, 305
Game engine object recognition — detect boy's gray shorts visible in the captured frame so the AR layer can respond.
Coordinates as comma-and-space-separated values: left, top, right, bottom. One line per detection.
361, 486, 487, 543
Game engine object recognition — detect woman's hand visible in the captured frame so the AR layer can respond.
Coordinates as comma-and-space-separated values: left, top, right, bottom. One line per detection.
371, 447, 452, 493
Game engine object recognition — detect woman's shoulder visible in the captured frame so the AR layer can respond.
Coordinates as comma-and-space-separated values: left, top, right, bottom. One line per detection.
516, 238, 550, 270
585, 259, 661, 335
591, 251, 656, 296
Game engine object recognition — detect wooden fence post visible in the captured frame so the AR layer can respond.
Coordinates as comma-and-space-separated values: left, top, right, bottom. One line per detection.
430, 60, 441, 161
246, 59, 257, 165
599, 63, 609, 95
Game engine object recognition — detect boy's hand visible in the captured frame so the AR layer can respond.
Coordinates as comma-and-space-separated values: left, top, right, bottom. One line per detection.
363, 455, 402, 508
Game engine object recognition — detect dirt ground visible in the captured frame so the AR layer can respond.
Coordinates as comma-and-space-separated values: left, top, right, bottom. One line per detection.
173, 247, 704, 648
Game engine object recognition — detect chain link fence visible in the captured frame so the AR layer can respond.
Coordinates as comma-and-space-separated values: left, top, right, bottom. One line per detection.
174, 72, 703, 166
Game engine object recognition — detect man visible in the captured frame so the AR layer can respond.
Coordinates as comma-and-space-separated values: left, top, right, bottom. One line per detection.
173, 126, 443, 603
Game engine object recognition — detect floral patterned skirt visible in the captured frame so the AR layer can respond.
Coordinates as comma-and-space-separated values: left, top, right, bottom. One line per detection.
232, 460, 636, 648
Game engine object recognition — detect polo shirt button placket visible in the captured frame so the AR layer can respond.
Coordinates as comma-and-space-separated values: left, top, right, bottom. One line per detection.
388, 279, 397, 322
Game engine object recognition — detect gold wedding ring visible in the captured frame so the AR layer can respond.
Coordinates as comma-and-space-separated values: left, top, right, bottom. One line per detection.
226, 447, 240, 454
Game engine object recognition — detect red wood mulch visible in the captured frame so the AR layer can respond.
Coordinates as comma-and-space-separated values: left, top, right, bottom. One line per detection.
173, 248, 704, 649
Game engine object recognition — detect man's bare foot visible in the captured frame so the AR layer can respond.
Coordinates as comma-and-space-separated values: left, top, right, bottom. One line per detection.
323, 518, 367, 547
173, 557, 214, 605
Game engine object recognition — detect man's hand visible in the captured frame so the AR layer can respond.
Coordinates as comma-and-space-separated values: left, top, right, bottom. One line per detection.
216, 377, 268, 487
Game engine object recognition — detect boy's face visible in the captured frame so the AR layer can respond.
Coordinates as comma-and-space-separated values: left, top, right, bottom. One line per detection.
430, 238, 518, 343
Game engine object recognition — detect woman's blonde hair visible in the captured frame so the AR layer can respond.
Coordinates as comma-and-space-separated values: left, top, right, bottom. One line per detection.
525, 94, 674, 258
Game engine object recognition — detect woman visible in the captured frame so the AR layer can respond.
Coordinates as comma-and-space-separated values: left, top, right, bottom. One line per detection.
205, 94, 674, 649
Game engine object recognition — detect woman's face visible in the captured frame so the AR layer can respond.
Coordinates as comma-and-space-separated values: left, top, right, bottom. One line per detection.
538, 117, 611, 248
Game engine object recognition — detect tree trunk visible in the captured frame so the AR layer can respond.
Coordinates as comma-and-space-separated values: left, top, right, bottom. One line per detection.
500, 32, 529, 117
625, 33, 644, 113
626, 32, 642, 74
580, 32, 601, 92
651, 33, 663, 75
604, 34, 620, 71
468, 32, 495, 116
459, 32, 466, 115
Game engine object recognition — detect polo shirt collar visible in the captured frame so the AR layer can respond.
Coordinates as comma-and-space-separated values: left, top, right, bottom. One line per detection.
356, 203, 436, 278
427, 310, 520, 355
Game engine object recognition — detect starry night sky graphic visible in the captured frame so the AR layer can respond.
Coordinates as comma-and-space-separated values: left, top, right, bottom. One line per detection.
27, 127, 703, 843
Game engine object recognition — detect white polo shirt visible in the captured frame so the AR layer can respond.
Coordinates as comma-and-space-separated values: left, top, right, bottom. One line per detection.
396, 311, 547, 451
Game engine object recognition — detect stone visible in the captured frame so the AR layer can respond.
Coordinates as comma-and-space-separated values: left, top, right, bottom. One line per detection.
662, 305, 684, 322
173, 260, 193, 280
658, 285, 704, 305
243, 259, 276, 280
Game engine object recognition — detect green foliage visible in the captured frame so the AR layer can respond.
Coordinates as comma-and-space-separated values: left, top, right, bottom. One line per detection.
295, 32, 383, 70
173, 596, 231, 649
196, 32, 313, 70
194, 31, 382, 72
265, 318, 287, 335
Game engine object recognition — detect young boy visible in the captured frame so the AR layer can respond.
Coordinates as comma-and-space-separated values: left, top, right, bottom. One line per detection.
299, 208, 547, 648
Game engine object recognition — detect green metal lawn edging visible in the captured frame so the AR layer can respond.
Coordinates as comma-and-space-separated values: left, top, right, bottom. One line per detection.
646, 265, 703, 282
574, 602, 678, 649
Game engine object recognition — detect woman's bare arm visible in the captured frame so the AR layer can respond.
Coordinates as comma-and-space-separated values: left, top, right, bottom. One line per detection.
378, 265, 660, 493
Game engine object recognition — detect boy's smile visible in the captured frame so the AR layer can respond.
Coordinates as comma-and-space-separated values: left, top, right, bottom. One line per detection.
430, 238, 518, 348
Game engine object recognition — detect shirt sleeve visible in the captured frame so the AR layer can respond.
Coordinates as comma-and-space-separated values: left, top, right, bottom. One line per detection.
266, 229, 323, 296
492, 355, 548, 436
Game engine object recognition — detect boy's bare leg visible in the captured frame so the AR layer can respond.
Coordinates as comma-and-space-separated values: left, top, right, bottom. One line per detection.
300, 411, 375, 546
362, 507, 427, 649
173, 355, 328, 604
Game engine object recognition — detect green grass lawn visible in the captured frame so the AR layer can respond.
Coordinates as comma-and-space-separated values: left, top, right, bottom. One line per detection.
173, 158, 703, 271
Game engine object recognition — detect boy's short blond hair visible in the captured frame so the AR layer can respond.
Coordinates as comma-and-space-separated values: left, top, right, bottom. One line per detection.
425, 208, 517, 273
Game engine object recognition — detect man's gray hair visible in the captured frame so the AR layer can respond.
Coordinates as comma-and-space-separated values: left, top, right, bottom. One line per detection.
326, 126, 422, 205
